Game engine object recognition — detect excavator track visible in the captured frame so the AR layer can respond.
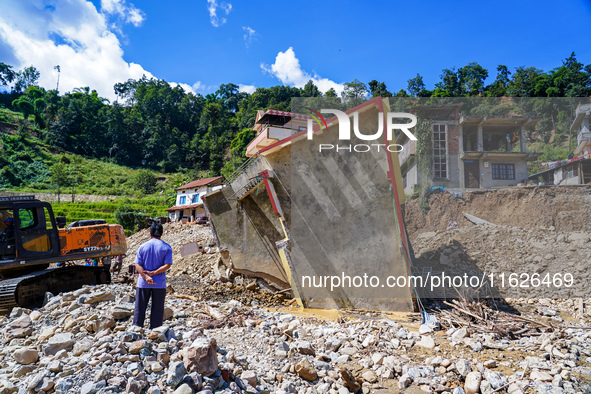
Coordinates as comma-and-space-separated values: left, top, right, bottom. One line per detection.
0, 265, 111, 311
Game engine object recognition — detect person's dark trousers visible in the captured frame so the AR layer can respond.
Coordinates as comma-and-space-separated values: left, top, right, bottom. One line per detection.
133, 287, 167, 329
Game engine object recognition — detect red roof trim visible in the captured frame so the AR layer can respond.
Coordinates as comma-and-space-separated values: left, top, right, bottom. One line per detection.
176, 176, 223, 191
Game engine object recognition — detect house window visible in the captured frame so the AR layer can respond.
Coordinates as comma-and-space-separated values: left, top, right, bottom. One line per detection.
492, 164, 515, 180
192, 194, 200, 203
432, 124, 447, 179
564, 165, 578, 178
179, 196, 186, 205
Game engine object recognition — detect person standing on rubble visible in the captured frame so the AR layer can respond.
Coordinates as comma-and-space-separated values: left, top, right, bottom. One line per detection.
133, 222, 173, 329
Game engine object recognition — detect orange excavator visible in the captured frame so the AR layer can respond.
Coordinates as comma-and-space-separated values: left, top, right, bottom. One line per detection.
0, 196, 127, 310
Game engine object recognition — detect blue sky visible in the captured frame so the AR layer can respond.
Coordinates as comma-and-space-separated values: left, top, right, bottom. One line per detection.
1, 0, 591, 100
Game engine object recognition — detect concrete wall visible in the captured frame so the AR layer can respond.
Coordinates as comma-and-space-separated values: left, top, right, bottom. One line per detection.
287, 105, 414, 311
203, 185, 290, 288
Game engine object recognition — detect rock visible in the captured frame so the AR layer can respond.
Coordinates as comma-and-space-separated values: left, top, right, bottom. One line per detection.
456, 359, 471, 377
13, 365, 36, 378
125, 378, 143, 394
4, 314, 33, 340
552, 374, 563, 387
111, 303, 135, 319
167, 361, 187, 387
174, 383, 193, 394
484, 359, 497, 368
95, 316, 115, 332
416, 335, 435, 349
38, 326, 56, 341
530, 370, 553, 381
291, 340, 315, 356
295, 359, 317, 381
241, 371, 257, 388
164, 307, 174, 320
184, 337, 218, 376
361, 370, 377, 383
484, 371, 507, 389
42, 333, 74, 356
129, 340, 150, 354
47, 360, 62, 372
95, 367, 110, 382
38, 378, 54, 392
451, 327, 468, 342
469, 341, 483, 352
72, 339, 94, 356
83, 290, 115, 304
568, 233, 589, 243
13, 348, 38, 365
398, 374, 412, 389
418, 324, 433, 334
453, 387, 465, 394
464, 371, 482, 394
340, 368, 361, 392
371, 353, 384, 365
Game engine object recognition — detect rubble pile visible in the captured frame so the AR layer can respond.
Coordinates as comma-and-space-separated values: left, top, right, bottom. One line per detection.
122, 223, 286, 307
1, 284, 590, 393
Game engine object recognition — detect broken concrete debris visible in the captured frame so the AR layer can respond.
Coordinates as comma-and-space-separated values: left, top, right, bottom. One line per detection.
0, 281, 590, 393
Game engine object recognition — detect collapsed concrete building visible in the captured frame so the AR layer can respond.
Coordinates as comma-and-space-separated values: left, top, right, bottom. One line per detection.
203, 98, 416, 311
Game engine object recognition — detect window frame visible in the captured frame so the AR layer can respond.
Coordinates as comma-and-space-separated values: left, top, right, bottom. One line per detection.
491, 163, 515, 180
179, 195, 186, 205
432, 123, 448, 180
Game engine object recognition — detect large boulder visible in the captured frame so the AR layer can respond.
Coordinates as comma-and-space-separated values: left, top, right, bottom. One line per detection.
13, 348, 39, 365
4, 315, 33, 341
110, 303, 135, 320
183, 337, 218, 376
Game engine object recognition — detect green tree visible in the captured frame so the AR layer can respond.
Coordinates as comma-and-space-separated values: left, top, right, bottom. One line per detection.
14, 66, 40, 93
407, 74, 426, 97
325, 87, 337, 97
458, 62, 488, 95
0, 62, 16, 86
133, 170, 158, 194
341, 79, 368, 105
368, 80, 392, 97
302, 80, 323, 97
486, 65, 511, 97
50, 162, 69, 203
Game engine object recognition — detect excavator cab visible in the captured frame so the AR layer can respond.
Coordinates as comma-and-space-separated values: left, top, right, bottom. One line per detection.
0, 196, 60, 268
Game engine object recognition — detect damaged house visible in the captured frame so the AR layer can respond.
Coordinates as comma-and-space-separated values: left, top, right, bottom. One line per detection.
397, 104, 542, 194
203, 100, 416, 312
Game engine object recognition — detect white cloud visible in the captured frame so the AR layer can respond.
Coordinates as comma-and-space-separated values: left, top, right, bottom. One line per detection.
239, 84, 256, 94
0, 0, 190, 102
261, 47, 344, 95
100, 0, 145, 27
207, 0, 232, 27
242, 26, 256, 47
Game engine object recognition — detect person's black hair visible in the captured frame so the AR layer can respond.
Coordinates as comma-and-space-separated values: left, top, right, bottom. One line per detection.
150, 222, 163, 238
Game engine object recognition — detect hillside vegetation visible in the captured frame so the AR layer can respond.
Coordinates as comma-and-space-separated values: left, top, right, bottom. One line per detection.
1, 53, 590, 189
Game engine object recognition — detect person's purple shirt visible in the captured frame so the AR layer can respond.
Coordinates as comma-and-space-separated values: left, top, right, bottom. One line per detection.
135, 238, 173, 288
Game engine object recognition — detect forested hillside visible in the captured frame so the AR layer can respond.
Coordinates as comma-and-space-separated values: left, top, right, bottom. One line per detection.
1, 52, 590, 187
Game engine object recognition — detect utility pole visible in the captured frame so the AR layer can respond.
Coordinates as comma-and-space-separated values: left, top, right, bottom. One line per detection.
54, 65, 60, 91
